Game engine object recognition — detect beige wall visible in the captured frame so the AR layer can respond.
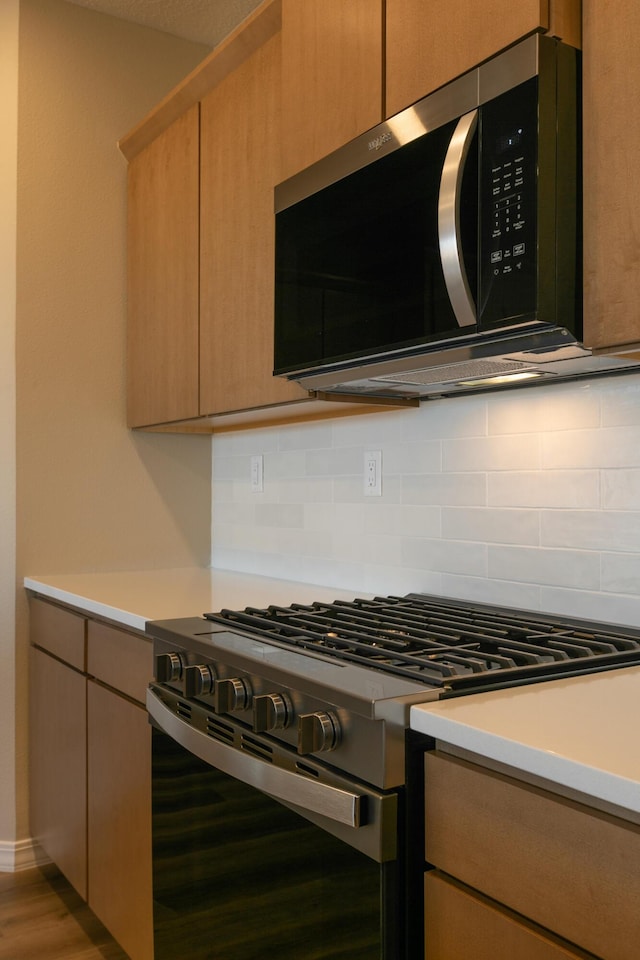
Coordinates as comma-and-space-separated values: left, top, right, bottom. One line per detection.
1, 0, 20, 857
8, 0, 213, 848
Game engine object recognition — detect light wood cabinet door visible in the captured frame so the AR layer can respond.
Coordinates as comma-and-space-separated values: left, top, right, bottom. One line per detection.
582, 0, 640, 353
29, 647, 87, 899
385, 0, 581, 117
127, 104, 200, 427
425, 872, 591, 960
425, 751, 640, 960
87, 680, 153, 960
280, 0, 383, 179
199, 34, 307, 415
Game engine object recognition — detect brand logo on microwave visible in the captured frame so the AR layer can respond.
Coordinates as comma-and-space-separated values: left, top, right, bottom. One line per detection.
368, 132, 392, 151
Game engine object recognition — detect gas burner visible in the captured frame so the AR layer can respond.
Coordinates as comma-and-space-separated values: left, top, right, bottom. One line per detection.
204, 593, 640, 689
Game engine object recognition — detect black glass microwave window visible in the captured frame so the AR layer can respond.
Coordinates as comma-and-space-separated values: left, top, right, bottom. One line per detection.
274, 120, 479, 375
478, 77, 538, 327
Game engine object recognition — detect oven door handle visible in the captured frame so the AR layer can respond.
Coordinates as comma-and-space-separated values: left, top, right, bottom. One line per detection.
147, 687, 364, 829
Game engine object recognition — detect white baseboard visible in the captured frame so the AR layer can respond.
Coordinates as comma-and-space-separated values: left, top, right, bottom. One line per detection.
0, 837, 51, 872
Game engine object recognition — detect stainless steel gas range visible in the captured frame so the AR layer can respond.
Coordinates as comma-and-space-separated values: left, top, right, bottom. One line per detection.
146, 593, 640, 960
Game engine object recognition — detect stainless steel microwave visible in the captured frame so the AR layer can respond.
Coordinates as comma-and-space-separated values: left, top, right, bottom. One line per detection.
273, 36, 596, 398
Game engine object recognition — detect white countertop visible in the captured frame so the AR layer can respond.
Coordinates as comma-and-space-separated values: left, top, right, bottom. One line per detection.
25, 568, 640, 815
24, 567, 363, 632
411, 666, 640, 815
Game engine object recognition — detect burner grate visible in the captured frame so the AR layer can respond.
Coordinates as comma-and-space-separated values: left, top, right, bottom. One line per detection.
203, 594, 640, 688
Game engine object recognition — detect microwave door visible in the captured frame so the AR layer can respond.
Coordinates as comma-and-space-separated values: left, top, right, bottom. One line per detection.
438, 109, 479, 329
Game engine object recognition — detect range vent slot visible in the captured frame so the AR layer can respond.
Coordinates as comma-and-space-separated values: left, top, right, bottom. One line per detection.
241, 734, 273, 762
296, 761, 320, 778
175, 700, 192, 722
206, 715, 234, 745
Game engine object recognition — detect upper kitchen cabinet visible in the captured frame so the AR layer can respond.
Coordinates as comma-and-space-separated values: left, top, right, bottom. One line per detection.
582, 1, 640, 356
199, 34, 306, 414
385, 0, 582, 117
280, 0, 383, 179
126, 106, 200, 428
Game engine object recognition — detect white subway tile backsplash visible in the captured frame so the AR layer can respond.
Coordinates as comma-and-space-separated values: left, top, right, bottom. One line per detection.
541, 509, 640, 552
365, 503, 441, 539
488, 545, 600, 589
488, 380, 600, 435
601, 468, 640, 510
539, 586, 640, 628
305, 446, 362, 476
383, 441, 441, 475
401, 395, 487, 440
333, 410, 415, 447
442, 507, 539, 545
488, 470, 599, 508
276, 477, 333, 503
601, 373, 640, 426
403, 472, 485, 506
401, 537, 487, 577
255, 503, 304, 529
601, 552, 640, 594
443, 434, 541, 472
543, 424, 640, 469
440, 574, 541, 610
211, 375, 640, 624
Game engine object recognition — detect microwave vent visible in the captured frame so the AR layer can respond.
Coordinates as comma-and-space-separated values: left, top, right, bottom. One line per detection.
371, 358, 534, 387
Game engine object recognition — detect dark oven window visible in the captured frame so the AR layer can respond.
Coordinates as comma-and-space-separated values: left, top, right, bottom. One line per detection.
152, 729, 394, 960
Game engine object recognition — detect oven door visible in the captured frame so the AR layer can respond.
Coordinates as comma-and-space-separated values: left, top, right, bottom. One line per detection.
148, 685, 403, 960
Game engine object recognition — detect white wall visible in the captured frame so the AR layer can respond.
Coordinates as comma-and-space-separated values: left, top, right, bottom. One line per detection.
212, 371, 640, 628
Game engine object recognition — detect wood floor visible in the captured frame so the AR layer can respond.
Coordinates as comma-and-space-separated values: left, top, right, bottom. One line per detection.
0, 864, 129, 960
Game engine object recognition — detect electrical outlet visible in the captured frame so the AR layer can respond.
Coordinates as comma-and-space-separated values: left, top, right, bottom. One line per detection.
364, 450, 382, 497
250, 455, 264, 493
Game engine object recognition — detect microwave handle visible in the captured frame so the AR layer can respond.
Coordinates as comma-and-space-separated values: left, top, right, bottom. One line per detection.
438, 109, 478, 328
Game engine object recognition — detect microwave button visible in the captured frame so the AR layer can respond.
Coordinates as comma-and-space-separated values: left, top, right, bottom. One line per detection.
513, 242, 525, 257
491, 250, 503, 263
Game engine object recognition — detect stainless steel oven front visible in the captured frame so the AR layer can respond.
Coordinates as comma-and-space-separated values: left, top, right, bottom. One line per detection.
146, 628, 430, 960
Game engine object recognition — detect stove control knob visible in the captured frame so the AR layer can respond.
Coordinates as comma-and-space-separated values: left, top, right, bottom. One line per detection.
253, 693, 292, 733
215, 677, 250, 713
155, 652, 185, 683
184, 664, 216, 698
297, 712, 341, 754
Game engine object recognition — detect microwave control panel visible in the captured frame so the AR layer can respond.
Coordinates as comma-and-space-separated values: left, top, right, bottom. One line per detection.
479, 77, 538, 327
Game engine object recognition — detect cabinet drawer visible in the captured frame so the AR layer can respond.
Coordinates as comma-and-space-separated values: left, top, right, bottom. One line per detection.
87, 620, 153, 703
425, 872, 594, 960
425, 751, 640, 960
30, 598, 85, 671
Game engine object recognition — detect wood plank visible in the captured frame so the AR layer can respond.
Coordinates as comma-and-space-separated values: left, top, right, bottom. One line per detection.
87, 620, 152, 704
582, 0, 640, 352
87, 683, 153, 960
386, 0, 550, 116
425, 751, 640, 960
280, 0, 383, 178
29, 598, 85, 671
425, 872, 596, 960
118, 0, 282, 161
0, 865, 128, 960
126, 104, 200, 427
29, 649, 87, 901
199, 33, 307, 414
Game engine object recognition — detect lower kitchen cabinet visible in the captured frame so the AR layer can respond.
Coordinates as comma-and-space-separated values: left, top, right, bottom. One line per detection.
424, 751, 640, 960
88, 681, 152, 960
29, 598, 153, 960
29, 643, 87, 899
